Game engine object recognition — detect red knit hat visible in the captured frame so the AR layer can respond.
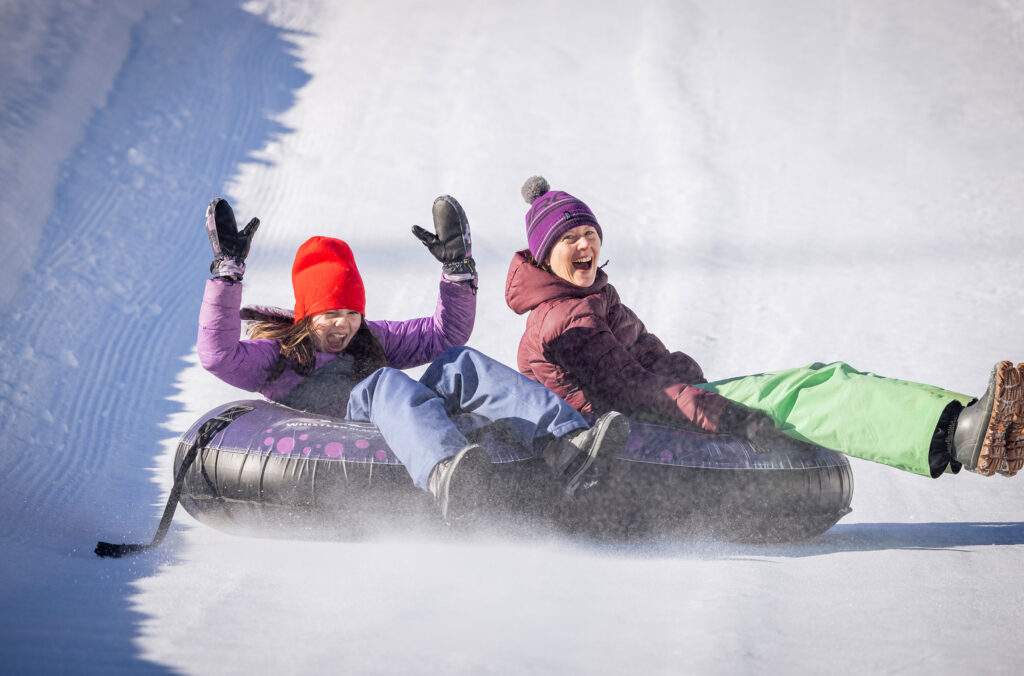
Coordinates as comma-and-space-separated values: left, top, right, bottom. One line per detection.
291, 236, 366, 322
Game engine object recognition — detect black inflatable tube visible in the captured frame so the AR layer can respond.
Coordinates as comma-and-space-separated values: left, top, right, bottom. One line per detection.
176, 400, 853, 543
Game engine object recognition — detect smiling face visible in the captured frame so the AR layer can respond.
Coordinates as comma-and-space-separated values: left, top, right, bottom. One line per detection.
309, 308, 362, 353
545, 225, 602, 287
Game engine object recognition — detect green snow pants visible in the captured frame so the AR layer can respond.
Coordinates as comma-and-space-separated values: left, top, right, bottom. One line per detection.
695, 362, 973, 477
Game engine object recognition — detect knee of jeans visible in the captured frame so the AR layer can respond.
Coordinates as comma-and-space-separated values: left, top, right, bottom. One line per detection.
431, 346, 479, 373
356, 366, 400, 391
375, 366, 406, 384
349, 367, 405, 413
439, 345, 473, 362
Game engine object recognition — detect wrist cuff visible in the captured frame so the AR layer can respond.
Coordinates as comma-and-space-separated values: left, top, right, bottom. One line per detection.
212, 258, 245, 280
442, 257, 476, 282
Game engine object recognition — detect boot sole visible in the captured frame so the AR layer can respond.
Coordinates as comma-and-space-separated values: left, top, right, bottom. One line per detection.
977, 361, 1021, 476
563, 413, 630, 497
999, 363, 1024, 477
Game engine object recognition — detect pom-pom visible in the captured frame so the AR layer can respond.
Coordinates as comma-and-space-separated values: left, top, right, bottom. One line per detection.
521, 176, 550, 204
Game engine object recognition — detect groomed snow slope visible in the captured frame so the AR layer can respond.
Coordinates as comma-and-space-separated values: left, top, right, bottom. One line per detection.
1, 1, 1023, 673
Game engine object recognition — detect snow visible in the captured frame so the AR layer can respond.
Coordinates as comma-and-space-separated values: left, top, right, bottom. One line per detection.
1, 0, 1023, 673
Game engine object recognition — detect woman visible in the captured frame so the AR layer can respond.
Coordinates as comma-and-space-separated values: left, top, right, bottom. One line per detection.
504, 176, 1024, 479
198, 195, 628, 524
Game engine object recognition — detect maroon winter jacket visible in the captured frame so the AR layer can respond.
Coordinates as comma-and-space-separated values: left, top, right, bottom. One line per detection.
504, 249, 729, 432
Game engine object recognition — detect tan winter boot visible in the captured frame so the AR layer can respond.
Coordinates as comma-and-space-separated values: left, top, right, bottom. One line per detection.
1000, 363, 1024, 477
952, 361, 1022, 476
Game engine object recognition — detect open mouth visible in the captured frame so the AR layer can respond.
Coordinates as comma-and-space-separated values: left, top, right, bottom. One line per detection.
326, 332, 348, 347
572, 256, 593, 272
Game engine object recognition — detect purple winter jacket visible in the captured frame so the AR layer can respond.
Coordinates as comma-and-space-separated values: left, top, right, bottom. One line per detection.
504, 250, 728, 432
197, 276, 476, 402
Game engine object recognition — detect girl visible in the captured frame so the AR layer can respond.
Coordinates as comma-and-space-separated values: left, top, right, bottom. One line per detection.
505, 176, 1024, 479
198, 195, 628, 524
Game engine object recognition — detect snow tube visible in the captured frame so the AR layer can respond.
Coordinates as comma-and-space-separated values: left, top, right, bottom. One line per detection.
175, 400, 853, 543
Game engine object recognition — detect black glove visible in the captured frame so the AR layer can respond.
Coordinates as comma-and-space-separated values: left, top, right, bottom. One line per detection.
411, 195, 476, 288
718, 404, 783, 452
206, 197, 260, 280
718, 404, 817, 454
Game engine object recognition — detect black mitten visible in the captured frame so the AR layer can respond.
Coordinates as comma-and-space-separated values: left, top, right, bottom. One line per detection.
719, 404, 815, 453
207, 197, 260, 280
411, 195, 476, 288
718, 404, 781, 451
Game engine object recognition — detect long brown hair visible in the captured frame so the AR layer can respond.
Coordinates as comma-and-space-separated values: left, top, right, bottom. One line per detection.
248, 315, 388, 382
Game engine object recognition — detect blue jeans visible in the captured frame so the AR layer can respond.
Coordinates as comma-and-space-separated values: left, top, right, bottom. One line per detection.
346, 346, 588, 489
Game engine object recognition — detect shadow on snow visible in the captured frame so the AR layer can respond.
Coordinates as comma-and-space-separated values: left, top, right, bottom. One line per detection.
0, 1, 310, 672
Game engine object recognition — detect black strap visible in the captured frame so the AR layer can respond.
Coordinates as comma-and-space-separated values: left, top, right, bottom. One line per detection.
95, 405, 253, 558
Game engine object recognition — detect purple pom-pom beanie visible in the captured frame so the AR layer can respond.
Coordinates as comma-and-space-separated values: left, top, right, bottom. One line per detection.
521, 176, 601, 264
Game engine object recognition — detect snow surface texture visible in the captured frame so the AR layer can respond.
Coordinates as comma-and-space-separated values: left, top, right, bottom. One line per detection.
1, 0, 1023, 673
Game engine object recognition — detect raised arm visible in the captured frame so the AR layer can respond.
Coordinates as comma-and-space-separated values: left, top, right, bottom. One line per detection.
369, 276, 475, 369
369, 195, 478, 369
196, 198, 280, 392
197, 278, 281, 391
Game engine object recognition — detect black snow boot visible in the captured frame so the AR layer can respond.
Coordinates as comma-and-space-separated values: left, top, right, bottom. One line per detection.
541, 412, 629, 497
428, 444, 493, 525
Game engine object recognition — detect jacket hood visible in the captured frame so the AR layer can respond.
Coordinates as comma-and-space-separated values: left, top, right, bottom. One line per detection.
505, 249, 609, 315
